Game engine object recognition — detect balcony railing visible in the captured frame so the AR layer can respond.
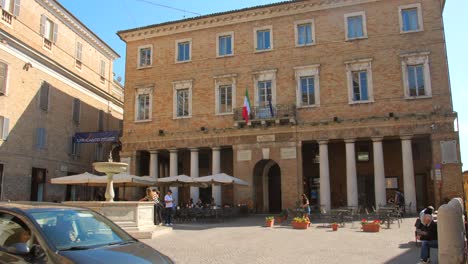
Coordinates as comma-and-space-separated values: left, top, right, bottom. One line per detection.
1, 10, 12, 24
233, 104, 296, 125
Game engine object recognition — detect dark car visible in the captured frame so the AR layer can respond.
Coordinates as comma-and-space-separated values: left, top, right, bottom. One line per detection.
0, 202, 173, 264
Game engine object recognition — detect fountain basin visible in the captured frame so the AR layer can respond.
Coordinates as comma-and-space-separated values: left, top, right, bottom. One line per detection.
93, 162, 128, 174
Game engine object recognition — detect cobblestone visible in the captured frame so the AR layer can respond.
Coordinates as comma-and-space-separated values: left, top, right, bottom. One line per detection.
142, 216, 438, 264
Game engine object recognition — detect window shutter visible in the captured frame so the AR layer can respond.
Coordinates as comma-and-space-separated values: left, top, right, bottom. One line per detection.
68, 136, 74, 155
40, 14, 45, 37
0, 116, 9, 140
36, 128, 44, 148
98, 110, 104, 131
72, 98, 80, 124
76, 42, 82, 61
13, 0, 20, 16
39, 82, 49, 111
52, 22, 58, 43
1, 0, 5, 8
0, 62, 6, 95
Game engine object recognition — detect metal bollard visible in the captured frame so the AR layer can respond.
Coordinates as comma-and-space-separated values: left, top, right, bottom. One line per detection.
438, 198, 466, 264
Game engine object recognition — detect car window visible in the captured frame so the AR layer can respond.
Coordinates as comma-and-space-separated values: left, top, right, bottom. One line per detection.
0, 213, 32, 249
31, 210, 134, 251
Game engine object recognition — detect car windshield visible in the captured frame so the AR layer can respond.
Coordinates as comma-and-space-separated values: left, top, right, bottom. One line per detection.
30, 209, 135, 251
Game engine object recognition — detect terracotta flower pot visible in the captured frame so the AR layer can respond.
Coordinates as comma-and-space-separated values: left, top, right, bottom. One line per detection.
331, 224, 339, 231
361, 223, 380, 232
265, 219, 274, 227
291, 221, 309, 229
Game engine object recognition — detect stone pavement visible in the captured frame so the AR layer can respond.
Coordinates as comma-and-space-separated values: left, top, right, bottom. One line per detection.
142, 216, 438, 264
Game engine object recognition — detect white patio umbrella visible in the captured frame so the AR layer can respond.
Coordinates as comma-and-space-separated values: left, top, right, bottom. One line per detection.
50, 172, 101, 185
195, 173, 249, 186
155, 174, 207, 187
93, 173, 156, 187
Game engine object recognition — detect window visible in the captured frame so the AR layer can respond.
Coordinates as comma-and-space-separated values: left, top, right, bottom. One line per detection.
1, 0, 20, 24
75, 41, 82, 69
399, 3, 423, 33
98, 110, 104, 131
176, 39, 191, 62
352, 71, 369, 101
214, 74, 236, 115
69, 137, 80, 157
99, 60, 106, 83
254, 26, 273, 51
173, 80, 192, 119
294, 64, 320, 107
0, 116, 10, 140
40, 14, 57, 49
35, 128, 46, 150
345, 58, 373, 104
138, 45, 152, 68
401, 52, 431, 98
295, 19, 314, 46
0, 61, 7, 95
345, 12, 367, 40
217, 32, 233, 57
253, 69, 276, 108
135, 86, 153, 121
39, 81, 49, 111
72, 98, 80, 124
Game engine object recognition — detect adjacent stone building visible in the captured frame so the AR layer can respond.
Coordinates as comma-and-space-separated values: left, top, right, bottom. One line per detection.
117, 0, 461, 213
0, 0, 123, 201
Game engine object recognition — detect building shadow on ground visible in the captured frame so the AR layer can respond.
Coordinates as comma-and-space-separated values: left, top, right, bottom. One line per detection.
384, 242, 438, 264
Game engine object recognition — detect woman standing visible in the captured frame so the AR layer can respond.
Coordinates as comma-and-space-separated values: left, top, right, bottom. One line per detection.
301, 194, 311, 219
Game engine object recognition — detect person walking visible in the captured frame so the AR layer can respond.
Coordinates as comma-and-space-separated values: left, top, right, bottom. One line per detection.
154, 190, 163, 225
164, 190, 174, 226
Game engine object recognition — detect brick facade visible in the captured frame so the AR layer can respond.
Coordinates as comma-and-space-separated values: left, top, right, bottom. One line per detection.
118, 0, 462, 211
0, 0, 123, 201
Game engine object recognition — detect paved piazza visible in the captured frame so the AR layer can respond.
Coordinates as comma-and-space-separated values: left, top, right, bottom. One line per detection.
142, 216, 438, 264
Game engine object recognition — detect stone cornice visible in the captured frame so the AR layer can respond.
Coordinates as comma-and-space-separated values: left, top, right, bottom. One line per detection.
118, 0, 380, 42
36, 0, 119, 60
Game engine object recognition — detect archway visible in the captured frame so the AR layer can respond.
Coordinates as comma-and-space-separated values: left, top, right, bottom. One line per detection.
253, 159, 282, 213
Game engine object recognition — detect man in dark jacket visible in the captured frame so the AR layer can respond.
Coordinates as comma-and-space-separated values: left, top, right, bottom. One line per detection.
416, 214, 438, 263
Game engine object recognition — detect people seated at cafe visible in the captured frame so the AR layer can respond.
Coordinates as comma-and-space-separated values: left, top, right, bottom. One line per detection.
416, 214, 438, 263
186, 199, 194, 208
195, 199, 203, 208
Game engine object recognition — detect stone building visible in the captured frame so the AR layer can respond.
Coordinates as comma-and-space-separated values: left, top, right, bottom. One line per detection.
117, 0, 461, 213
0, 0, 123, 201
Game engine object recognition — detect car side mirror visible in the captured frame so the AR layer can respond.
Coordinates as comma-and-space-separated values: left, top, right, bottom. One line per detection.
8, 243, 30, 255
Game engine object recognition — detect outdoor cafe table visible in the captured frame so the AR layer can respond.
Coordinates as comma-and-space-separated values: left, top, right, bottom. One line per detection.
330, 209, 351, 226
376, 207, 400, 228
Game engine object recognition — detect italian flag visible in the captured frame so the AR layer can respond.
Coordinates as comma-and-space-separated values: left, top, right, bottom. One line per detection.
242, 88, 251, 123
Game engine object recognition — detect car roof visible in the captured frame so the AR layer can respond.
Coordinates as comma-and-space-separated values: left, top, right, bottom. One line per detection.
0, 201, 87, 213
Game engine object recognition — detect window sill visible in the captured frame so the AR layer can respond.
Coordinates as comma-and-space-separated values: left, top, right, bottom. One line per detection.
404, 95, 432, 100
295, 43, 315, 48
216, 54, 234, 59
137, 65, 153, 70
348, 100, 374, 105
215, 112, 234, 116
400, 29, 423, 34
254, 48, 273, 53
297, 104, 319, 109
134, 119, 152, 123
345, 36, 368, 41
175, 60, 192, 64
173, 116, 192, 120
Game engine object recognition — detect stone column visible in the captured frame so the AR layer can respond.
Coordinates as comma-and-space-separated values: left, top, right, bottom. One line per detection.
372, 137, 387, 207
345, 139, 358, 207
149, 150, 159, 180
169, 148, 179, 206
212, 147, 221, 206
319, 140, 331, 211
190, 148, 199, 203
401, 135, 417, 213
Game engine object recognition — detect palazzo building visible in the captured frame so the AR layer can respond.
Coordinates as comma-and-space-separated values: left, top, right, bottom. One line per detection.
117, 0, 461, 213
0, 0, 123, 201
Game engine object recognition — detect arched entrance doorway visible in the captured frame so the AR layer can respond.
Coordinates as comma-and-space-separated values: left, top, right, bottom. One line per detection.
253, 159, 282, 213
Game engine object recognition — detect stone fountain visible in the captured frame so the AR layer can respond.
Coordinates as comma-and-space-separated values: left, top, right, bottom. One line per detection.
64, 147, 171, 239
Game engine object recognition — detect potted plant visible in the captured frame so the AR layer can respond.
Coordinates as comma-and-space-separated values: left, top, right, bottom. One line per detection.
331, 223, 339, 231
361, 219, 381, 232
275, 210, 288, 224
291, 217, 309, 229
265, 216, 275, 227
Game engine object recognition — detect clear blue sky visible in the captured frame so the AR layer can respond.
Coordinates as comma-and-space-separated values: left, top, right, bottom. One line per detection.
59, 0, 466, 171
